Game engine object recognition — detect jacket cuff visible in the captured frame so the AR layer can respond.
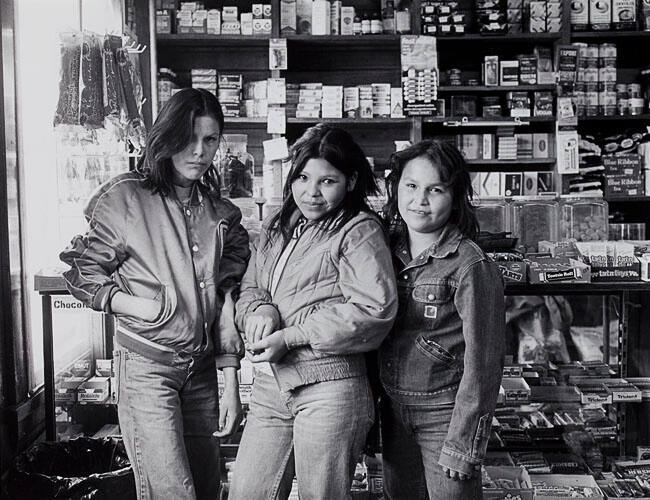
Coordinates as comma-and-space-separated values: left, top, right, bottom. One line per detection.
282, 325, 310, 350
215, 354, 241, 370
438, 445, 482, 477
93, 284, 118, 312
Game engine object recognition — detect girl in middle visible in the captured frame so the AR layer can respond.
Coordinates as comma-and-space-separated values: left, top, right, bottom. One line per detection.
230, 123, 398, 500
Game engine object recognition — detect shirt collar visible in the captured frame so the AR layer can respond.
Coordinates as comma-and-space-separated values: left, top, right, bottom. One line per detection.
394, 224, 464, 267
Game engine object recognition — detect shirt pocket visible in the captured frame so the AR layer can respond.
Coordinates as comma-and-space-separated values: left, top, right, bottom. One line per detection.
412, 283, 453, 304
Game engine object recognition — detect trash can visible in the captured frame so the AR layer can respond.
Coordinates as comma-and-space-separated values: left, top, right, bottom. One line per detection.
3, 436, 136, 500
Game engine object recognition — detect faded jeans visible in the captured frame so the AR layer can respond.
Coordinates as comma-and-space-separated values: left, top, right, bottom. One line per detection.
229, 370, 374, 500
114, 346, 220, 500
381, 397, 483, 500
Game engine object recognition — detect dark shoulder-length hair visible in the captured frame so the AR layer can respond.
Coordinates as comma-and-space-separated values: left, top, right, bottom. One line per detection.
268, 123, 380, 243
385, 139, 479, 241
137, 88, 225, 196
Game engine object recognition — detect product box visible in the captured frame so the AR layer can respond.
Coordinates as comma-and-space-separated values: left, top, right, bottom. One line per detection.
605, 175, 644, 197
55, 376, 87, 403
312, 0, 331, 35
330, 0, 341, 34
532, 474, 605, 500
523, 172, 538, 195
222, 6, 239, 21
589, 0, 612, 29
390, 87, 404, 117
500, 60, 520, 86
497, 260, 528, 282
602, 154, 642, 176
577, 382, 613, 403
483, 466, 534, 500
501, 377, 531, 403
518, 56, 537, 84
206, 9, 221, 34
240, 12, 253, 35
527, 257, 591, 283
77, 377, 111, 403
281, 0, 297, 33
534, 91, 554, 116
95, 359, 112, 377
502, 172, 523, 196
481, 171, 502, 197
340, 6, 355, 34
533, 133, 551, 158
571, 0, 589, 29
156, 9, 173, 33
296, 0, 313, 34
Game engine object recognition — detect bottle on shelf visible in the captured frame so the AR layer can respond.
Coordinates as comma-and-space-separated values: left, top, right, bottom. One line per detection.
395, 7, 411, 34
382, 0, 396, 34
361, 12, 371, 34
353, 14, 362, 35
371, 12, 383, 34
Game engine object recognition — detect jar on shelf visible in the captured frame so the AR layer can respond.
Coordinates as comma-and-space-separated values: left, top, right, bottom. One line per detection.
559, 196, 608, 241
509, 196, 559, 253
474, 198, 510, 234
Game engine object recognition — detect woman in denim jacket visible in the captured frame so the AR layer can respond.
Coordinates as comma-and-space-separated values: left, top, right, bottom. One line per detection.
230, 124, 397, 499
378, 140, 505, 500
60, 89, 250, 499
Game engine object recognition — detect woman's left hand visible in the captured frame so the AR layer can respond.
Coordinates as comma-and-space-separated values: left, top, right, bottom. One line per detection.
213, 389, 242, 438
442, 466, 471, 481
247, 330, 289, 363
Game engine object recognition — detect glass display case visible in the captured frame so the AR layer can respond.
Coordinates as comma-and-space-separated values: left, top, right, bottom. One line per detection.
510, 196, 559, 253
559, 196, 609, 242
474, 198, 510, 234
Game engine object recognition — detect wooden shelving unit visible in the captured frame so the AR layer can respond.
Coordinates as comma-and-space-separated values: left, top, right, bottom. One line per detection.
570, 30, 650, 41
578, 114, 650, 122
438, 84, 557, 92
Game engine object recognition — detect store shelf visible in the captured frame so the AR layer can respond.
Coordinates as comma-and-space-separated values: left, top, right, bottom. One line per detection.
225, 117, 268, 125
570, 30, 650, 41
505, 281, 650, 295
466, 158, 556, 166
157, 34, 271, 47
438, 85, 556, 92
435, 33, 562, 42
287, 117, 412, 125
578, 114, 650, 123
606, 196, 650, 202
285, 34, 401, 48
424, 116, 556, 124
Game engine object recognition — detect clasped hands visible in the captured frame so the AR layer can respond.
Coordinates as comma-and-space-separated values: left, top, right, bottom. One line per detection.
243, 305, 288, 363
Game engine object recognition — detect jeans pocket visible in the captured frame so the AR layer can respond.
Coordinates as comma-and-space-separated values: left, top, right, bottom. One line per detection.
471, 413, 492, 459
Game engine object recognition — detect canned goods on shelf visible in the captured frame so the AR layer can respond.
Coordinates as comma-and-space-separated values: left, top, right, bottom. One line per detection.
628, 83, 641, 98
599, 43, 617, 58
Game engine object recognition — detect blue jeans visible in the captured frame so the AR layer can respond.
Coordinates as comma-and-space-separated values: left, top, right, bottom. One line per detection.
230, 371, 374, 500
114, 346, 221, 500
381, 397, 483, 500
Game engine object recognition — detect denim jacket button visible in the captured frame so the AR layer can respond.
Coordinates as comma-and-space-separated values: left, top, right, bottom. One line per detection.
427, 294, 434, 300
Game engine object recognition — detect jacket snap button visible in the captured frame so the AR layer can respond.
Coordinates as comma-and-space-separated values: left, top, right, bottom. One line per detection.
185, 209, 191, 216
192, 244, 199, 252
199, 281, 205, 289
427, 294, 434, 300
402, 274, 408, 280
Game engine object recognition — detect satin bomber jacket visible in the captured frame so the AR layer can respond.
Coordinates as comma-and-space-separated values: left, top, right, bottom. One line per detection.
235, 211, 398, 392
60, 172, 250, 367
379, 224, 505, 476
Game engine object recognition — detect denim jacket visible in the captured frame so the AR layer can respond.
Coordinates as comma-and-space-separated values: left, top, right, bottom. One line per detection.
378, 223, 505, 476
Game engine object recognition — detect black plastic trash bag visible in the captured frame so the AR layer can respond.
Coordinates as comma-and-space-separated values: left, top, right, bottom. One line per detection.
4, 436, 136, 500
